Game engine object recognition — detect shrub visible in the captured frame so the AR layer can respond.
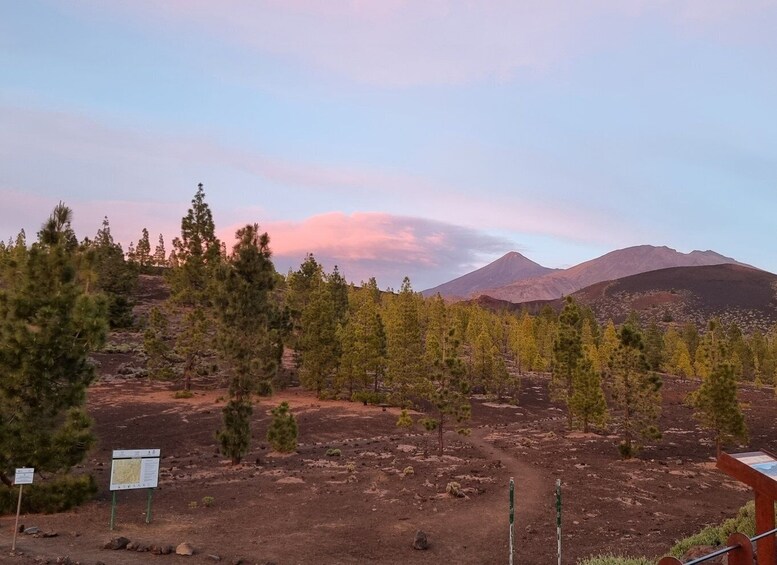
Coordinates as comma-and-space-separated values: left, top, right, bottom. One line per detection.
670, 501, 757, 557
402, 466, 414, 477
266, 401, 298, 453
396, 409, 413, 430
351, 391, 387, 406
174, 389, 194, 399
446, 481, 463, 497
201, 496, 214, 507
326, 448, 341, 457
0, 474, 97, 514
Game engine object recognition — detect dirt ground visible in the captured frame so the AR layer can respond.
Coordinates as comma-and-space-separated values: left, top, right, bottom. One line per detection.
2, 366, 776, 565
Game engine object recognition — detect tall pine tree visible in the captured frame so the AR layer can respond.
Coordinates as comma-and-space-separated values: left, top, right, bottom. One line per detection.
214, 224, 279, 464
0, 204, 108, 486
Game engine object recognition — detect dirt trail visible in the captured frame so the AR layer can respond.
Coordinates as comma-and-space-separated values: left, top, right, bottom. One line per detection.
467, 426, 548, 527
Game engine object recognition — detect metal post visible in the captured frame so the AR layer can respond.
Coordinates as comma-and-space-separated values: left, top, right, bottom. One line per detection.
11, 484, 23, 551
110, 490, 117, 530
509, 477, 514, 565
146, 488, 153, 524
556, 479, 562, 565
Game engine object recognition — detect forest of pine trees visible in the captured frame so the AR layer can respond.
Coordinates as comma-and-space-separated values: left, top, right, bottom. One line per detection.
2, 184, 777, 481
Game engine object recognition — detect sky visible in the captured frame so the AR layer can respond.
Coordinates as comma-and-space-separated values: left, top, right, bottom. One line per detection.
2, 1, 777, 291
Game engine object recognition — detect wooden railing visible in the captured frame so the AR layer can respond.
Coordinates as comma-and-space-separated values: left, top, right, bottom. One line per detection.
658, 527, 777, 564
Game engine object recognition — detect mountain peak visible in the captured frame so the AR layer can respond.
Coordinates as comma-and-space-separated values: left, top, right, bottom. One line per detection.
421, 251, 555, 298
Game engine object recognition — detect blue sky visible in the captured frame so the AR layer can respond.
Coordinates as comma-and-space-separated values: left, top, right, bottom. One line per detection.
1, 1, 776, 290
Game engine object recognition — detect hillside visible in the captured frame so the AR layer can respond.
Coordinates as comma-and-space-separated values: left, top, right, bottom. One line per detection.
479, 245, 747, 303
491, 263, 777, 332
421, 251, 556, 298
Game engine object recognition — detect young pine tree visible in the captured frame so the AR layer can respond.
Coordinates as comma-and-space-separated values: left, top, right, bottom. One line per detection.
689, 347, 748, 457
266, 401, 298, 453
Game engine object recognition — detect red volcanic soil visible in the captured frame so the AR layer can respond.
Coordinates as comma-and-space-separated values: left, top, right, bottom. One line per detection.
3, 371, 777, 564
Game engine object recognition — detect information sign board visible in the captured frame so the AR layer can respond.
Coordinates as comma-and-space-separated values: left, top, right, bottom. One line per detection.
110, 449, 160, 491
14, 467, 34, 485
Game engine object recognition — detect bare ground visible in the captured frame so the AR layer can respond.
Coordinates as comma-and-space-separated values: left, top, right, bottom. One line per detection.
2, 368, 776, 565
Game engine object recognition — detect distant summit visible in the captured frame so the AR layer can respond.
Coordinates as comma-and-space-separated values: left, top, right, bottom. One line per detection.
479, 245, 750, 303
422, 251, 556, 298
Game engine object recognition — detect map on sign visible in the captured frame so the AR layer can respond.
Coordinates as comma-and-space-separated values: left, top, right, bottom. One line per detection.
111, 459, 142, 486
110, 449, 160, 491
732, 452, 777, 480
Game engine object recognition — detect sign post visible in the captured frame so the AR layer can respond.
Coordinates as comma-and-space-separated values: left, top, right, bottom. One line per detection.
109, 449, 160, 530
717, 450, 777, 564
11, 468, 34, 551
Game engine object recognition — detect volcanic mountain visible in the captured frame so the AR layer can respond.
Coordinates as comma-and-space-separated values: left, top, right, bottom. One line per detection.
492, 263, 777, 332
422, 251, 556, 299
478, 245, 748, 303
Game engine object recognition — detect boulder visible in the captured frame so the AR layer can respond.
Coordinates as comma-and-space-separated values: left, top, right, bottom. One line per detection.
413, 530, 429, 550
176, 542, 195, 556
104, 536, 130, 550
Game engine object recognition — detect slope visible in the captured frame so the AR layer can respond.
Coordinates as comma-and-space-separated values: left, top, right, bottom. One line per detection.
421, 251, 556, 299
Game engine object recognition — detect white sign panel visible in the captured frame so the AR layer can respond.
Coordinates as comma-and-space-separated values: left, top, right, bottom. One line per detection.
110, 449, 160, 491
14, 468, 34, 485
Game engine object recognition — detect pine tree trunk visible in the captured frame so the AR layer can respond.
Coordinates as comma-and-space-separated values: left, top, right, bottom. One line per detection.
438, 414, 444, 456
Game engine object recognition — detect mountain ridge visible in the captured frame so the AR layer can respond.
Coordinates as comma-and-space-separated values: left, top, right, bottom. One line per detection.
459, 244, 750, 303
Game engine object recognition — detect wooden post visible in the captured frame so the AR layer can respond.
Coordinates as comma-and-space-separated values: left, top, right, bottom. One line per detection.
11, 484, 23, 551
726, 532, 754, 565
755, 490, 775, 564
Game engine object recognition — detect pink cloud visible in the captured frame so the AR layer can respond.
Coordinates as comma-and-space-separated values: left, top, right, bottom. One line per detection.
219, 212, 511, 290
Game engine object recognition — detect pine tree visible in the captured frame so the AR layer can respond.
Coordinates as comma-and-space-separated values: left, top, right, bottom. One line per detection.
214, 224, 279, 464
153, 233, 167, 268
598, 320, 619, 379
551, 297, 583, 426
266, 401, 298, 453
143, 306, 174, 380
84, 216, 137, 327
569, 358, 608, 432
421, 301, 471, 455
689, 346, 748, 456
299, 284, 339, 397
337, 286, 386, 396
135, 228, 152, 271
0, 204, 108, 486
510, 312, 539, 374
169, 183, 222, 306
610, 323, 662, 458
175, 308, 209, 392
384, 277, 424, 406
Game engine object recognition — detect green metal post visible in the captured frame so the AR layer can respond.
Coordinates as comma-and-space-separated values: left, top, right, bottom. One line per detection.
110, 491, 117, 531
556, 479, 562, 565
509, 477, 515, 565
146, 488, 153, 524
